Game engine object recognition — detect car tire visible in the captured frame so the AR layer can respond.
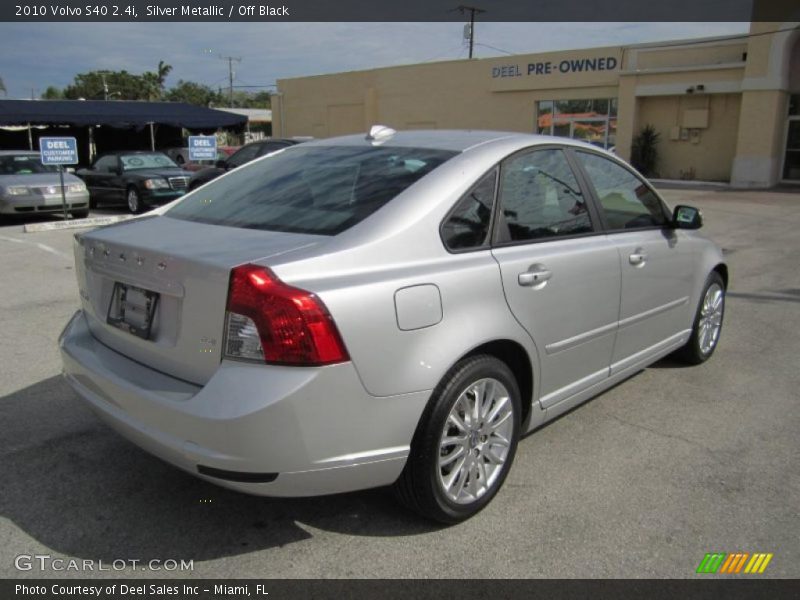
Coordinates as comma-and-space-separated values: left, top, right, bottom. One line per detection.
675, 271, 725, 365
126, 186, 142, 214
72, 209, 89, 219
89, 196, 97, 209
394, 354, 521, 524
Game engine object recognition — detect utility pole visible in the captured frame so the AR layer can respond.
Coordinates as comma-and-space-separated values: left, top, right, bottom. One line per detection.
457, 5, 486, 59
219, 54, 241, 107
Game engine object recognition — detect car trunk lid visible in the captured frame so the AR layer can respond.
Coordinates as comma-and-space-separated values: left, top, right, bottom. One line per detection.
73, 215, 323, 385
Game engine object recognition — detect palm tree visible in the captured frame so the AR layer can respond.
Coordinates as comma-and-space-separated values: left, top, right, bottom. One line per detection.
156, 61, 172, 91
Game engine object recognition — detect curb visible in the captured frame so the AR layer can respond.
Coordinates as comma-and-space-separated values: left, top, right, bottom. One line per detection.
23, 215, 135, 233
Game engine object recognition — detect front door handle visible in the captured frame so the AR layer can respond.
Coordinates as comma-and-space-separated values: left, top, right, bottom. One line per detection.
518, 265, 552, 287
629, 248, 648, 266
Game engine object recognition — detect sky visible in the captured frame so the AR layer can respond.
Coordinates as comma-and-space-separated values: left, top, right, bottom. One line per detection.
0, 22, 750, 100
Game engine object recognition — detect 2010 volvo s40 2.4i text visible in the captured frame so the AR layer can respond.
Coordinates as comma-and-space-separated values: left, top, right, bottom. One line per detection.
59, 127, 727, 523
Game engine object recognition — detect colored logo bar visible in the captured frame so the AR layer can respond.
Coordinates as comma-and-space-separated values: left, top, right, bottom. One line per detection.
696, 552, 773, 574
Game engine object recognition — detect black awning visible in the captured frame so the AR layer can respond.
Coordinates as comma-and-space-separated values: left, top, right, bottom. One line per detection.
0, 100, 247, 131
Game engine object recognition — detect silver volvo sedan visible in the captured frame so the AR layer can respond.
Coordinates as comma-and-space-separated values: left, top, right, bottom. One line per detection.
59, 128, 726, 523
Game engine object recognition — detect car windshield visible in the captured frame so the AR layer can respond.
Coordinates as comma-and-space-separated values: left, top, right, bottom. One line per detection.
167, 145, 458, 235
0, 154, 58, 175
120, 153, 178, 170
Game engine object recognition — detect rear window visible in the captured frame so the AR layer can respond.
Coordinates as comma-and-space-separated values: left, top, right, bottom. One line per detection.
167, 145, 457, 235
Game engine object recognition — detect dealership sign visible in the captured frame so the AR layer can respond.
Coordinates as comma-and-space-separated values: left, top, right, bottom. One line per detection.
492, 56, 619, 78
188, 136, 217, 161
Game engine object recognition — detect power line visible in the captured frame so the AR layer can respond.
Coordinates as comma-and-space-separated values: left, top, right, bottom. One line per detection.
474, 42, 515, 56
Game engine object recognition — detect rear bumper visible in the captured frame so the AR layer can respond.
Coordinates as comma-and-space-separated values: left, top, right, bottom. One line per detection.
59, 310, 429, 496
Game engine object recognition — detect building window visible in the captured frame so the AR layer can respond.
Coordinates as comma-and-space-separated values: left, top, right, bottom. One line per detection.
536, 98, 618, 150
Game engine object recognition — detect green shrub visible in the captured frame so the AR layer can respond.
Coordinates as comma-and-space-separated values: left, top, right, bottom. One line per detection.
631, 124, 660, 177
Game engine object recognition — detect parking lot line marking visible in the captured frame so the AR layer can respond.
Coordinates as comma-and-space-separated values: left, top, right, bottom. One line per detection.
0, 234, 70, 260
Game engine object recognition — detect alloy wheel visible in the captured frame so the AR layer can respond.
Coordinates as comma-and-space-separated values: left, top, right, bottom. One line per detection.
437, 377, 514, 505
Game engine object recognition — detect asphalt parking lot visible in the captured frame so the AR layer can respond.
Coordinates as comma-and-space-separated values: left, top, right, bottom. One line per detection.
1, 189, 798, 579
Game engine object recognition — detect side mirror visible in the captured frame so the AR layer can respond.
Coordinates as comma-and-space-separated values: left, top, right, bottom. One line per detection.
215, 159, 227, 168
672, 205, 703, 229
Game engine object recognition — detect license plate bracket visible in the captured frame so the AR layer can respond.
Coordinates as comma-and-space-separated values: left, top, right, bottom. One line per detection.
106, 282, 159, 340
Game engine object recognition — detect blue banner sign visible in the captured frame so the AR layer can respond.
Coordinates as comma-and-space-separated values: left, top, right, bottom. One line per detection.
188, 136, 218, 161
39, 137, 78, 165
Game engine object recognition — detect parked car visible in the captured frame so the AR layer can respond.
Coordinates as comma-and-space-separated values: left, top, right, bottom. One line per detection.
60, 128, 726, 523
187, 139, 301, 190
0, 151, 90, 218
77, 151, 193, 213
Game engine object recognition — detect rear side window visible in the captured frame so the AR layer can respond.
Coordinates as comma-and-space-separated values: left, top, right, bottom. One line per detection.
168, 145, 457, 235
93, 155, 117, 172
441, 168, 497, 251
496, 148, 592, 242
576, 151, 668, 229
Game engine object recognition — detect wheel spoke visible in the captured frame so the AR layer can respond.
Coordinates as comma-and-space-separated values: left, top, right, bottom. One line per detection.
488, 432, 510, 448
475, 456, 488, 484
440, 435, 466, 449
479, 379, 496, 419
452, 459, 470, 498
488, 410, 512, 432
443, 455, 467, 491
471, 383, 483, 423
466, 462, 480, 498
484, 446, 505, 465
448, 411, 467, 433
439, 445, 465, 468
484, 395, 509, 426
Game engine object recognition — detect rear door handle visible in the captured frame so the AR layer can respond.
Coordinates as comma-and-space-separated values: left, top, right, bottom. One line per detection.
518, 265, 552, 287
629, 248, 648, 266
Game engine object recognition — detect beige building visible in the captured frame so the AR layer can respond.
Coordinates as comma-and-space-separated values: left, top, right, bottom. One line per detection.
274, 21, 800, 187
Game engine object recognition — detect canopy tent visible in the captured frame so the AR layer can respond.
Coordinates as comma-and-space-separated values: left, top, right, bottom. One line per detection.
0, 100, 247, 130
0, 100, 247, 164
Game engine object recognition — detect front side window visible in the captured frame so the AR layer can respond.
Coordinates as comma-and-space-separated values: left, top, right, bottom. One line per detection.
441, 168, 497, 251
168, 145, 457, 236
576, 151, 668, 230
496, 148, 592, 242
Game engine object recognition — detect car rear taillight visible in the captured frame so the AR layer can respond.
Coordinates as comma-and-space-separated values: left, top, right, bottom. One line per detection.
223, 264, 349, 366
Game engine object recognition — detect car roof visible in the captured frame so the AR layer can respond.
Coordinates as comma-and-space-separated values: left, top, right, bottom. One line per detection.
100, 150, 169, 155
304, 129, 604, 154
0, 150, 39, 156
